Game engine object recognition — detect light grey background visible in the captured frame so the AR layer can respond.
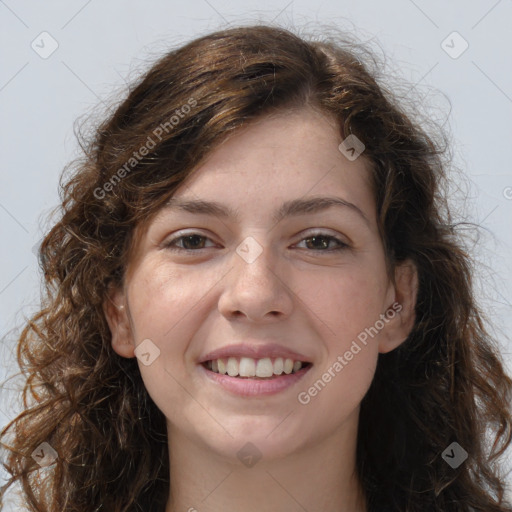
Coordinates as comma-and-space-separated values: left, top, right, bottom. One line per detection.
1, 0, 511, 508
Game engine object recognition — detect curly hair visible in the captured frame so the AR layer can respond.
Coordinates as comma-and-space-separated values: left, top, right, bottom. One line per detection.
1, 23, 511, 512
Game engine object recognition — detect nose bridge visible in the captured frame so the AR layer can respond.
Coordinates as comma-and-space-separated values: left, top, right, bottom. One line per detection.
218, 235, 292, 320
232, 235, 278, 292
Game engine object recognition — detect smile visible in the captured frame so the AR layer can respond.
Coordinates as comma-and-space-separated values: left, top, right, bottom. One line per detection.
200, 357, 313, 397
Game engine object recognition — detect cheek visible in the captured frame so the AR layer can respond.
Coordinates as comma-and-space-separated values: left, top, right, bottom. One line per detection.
294, 319, 378, 447
293, 258, 387, 409
296, 272, 381, 423
127, 260, 207, 336
297, 347, 378, 439
296, 260, 389, 346
125, 263, 207, 399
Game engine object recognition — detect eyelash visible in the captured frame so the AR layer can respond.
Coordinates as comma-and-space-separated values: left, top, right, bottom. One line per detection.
163, 232, 349, 253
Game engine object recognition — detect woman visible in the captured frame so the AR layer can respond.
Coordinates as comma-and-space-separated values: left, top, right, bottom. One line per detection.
1, 24, 511, 512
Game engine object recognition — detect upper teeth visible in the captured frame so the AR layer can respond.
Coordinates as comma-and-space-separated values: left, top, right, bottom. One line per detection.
208, 357, 304, 377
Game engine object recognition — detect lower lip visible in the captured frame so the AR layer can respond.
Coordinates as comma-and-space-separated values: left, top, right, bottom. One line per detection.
199, 363, 312, 397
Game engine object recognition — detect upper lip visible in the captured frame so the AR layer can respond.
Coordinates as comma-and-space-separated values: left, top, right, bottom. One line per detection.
198, 343, 313, 364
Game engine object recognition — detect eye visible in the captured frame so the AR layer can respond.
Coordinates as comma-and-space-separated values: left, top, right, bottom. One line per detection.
163, 231, 349, 253
295, 232, 348, 252
163, 233, 216, 251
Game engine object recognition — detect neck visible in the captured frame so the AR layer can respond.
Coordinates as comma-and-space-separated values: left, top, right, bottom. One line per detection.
164, 412, 367, 512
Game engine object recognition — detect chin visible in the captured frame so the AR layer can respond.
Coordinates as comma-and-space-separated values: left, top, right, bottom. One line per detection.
208, 420, 310, 464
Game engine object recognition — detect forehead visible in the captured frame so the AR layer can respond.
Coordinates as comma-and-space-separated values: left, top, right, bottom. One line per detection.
172, 108, 375, 215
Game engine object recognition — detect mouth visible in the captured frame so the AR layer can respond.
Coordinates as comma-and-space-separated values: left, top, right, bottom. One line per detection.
201, 356, 313, 379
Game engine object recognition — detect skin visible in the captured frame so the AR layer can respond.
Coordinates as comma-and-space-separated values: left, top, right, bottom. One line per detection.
104, 107, 418, 512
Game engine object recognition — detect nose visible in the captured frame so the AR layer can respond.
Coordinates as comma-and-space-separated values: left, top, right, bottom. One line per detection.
217, 242, 294, 322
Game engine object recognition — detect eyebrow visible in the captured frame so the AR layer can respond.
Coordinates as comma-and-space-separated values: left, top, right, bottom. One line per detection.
164, 196, 371, 227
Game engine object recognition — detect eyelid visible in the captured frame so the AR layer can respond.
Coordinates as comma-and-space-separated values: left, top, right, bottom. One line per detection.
297, 228, 349, 243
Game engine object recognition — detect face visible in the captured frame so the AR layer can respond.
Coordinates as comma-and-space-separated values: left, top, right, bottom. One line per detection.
105, 107, 417, 463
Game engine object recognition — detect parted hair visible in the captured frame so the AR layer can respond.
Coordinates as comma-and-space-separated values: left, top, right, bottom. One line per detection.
1, 23, 511, 512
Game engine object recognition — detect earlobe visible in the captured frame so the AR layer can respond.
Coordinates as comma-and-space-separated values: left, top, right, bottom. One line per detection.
378, 260, 419, 354
102, 287, 135, 358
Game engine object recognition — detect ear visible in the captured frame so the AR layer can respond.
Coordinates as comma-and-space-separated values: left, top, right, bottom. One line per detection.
103, 285, 135, 358
378, 259, 418, 354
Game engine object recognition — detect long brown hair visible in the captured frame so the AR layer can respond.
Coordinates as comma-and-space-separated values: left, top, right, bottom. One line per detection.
1, 24, 511, 512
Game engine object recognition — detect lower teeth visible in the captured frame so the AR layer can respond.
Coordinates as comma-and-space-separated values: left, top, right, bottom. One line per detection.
233, 375, 279, 379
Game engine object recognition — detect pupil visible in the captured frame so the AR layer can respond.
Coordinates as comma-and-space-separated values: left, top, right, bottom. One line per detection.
307, 236, 328, 250
184, 235, 203, 249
